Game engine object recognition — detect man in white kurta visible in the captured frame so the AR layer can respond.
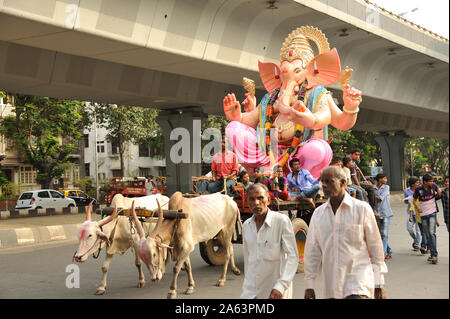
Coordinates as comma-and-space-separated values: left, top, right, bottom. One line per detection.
241, 183, 298, 299
304, 166, 387, 299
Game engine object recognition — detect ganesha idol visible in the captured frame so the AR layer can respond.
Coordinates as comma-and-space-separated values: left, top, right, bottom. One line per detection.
223, 26, 362, 178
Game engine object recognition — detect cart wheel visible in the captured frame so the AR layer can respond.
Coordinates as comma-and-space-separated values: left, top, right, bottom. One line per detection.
199, 238, 226, 266
199, 242, 212, 265
291, 218, 308, 273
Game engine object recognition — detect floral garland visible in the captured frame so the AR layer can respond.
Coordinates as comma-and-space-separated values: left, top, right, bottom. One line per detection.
264, 81, 309, 168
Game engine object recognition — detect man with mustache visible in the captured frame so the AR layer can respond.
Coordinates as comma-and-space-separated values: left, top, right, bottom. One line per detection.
241, 183, 298, 299
304, 166, 387, 299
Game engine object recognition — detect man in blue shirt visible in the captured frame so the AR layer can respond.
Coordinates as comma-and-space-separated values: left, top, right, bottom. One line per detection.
287, 158, 320, 207
374, 173, 394, 260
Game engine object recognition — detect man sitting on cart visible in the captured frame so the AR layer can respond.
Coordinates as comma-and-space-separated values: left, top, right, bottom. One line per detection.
207, 138, 239, 194
268, 165, 290, 201
287, 158, 320, 208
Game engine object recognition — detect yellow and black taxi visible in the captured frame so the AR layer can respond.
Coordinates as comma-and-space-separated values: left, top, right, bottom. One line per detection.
59, 189, 97, 207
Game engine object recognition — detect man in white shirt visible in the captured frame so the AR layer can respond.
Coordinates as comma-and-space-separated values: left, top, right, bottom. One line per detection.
241, 183, 298, 299
304, 166, 387, 299
145, 175, 155, 195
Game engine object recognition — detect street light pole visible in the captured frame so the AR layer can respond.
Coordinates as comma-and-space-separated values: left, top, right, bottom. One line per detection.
410, 145, 414, 176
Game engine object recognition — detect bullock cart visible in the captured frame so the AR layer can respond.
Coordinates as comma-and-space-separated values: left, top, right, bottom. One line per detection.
198, 185, 326, 272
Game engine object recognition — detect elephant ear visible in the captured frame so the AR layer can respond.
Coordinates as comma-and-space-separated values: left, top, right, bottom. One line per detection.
305, 48, 341, 88
258, 60, 282, 93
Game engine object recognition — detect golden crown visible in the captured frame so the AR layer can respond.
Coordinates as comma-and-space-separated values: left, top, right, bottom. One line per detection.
280, 26, 330, 65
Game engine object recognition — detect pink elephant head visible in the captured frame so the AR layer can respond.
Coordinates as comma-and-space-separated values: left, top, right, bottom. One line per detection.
258, 26, 341, 110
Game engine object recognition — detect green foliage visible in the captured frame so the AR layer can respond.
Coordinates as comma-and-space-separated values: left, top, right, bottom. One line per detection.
328, 127, 381, 175
0, 94, 87, 188
404, 137, 449, 177
74, 177, 97, 198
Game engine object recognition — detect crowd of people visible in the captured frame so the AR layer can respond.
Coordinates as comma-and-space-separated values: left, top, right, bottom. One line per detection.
187, 138, 448, 299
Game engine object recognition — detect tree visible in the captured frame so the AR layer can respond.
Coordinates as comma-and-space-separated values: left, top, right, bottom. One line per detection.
91, 104, 163, 177
328, 127, 381, 175
405, 137, 449, 177
0, 94, 87, 188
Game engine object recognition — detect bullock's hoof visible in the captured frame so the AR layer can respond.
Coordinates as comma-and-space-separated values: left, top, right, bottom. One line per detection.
95, 287, 106, 295
232, 268, 241, 276
167, 290, 177, 299
137, 281, 146, 288
184, 286, 195, 295
216, 280, 225, 287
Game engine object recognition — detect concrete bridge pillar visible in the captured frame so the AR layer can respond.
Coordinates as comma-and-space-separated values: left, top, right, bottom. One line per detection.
375, 132, 408, 191
156, 107, 208, 196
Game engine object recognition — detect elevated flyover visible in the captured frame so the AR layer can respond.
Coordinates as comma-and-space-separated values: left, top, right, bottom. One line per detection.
0, 0, 448, 191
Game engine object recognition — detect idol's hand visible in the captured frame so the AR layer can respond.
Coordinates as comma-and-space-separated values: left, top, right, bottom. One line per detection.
343, 84, 362, 110
223, 93, 242, 122
287, 103, 315, 128
241, 93, 256, 112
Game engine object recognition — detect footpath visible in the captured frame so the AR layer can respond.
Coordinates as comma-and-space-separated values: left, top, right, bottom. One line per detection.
0, 192, 406, 249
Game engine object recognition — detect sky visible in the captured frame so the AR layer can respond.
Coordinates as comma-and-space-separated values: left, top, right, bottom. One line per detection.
370, 0, 449, 38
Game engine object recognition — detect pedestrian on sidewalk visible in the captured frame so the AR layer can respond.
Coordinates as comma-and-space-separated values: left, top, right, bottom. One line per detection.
304, 166, 387, 299
241, 183, 298, 299
442, 176, 449, 232
413, 174, 442, 264
403, 176, 424, 252
374, 173, 394, 260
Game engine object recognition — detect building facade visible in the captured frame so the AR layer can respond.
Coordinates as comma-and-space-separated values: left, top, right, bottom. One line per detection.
83, 124, 166, 184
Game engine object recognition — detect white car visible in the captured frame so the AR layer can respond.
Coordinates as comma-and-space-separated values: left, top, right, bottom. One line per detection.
15, 189, 76, 210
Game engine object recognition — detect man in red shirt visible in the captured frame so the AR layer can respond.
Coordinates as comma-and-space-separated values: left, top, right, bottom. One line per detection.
208, 138, 239, 194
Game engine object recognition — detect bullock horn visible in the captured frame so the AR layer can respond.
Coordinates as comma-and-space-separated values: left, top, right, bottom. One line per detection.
97, 206, 118, 227
86, 200, 94, 221
151, 198, 164, 238
131, 201, 145, 239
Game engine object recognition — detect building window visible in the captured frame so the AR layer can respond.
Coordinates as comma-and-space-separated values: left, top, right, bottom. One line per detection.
150, 145, 163, 157
112, 169, 122, 177
139, 143, 149, 157
139, 167, 150, 177
19, 166, 37, 184
85, 163, 90, 177
83, 134, 89, 148
97, 141, 105, 153
111, 140, 120, 155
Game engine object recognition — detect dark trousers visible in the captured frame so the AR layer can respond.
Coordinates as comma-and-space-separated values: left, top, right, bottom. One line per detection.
360, 183, 376, 209
376, 216, 384, 238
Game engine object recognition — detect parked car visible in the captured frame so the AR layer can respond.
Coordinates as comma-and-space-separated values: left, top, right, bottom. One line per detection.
15, 189, 76, 210
59, 189, 97, 207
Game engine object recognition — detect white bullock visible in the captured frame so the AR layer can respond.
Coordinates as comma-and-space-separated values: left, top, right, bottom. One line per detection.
73, 193, 169, 294
131, 192, 241, 299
